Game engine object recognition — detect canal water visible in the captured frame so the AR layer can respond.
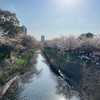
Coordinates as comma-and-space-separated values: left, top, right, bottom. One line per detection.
2, 50, 83, 100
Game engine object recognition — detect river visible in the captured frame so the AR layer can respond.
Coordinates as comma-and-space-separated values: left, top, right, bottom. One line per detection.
2, 50, 83, 100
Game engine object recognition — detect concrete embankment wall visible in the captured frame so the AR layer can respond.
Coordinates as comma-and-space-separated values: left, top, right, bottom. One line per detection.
43, 49, 83, 79
0, 74, 19, 98
43, 49, 88, 100
43, 50, 61, 76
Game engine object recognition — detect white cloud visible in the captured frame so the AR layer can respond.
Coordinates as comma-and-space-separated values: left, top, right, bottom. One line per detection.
77, 17, 91, 25
10, 3, 15, 10
77, 17, 85, 21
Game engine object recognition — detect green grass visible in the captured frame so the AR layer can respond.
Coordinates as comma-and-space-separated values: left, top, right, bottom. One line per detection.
0, 49, 35, 85
45, 51, 74, 78
14, 49, 34, 67
14, 59, 26, 66
45, 48, 86, 63
83, 84, 90, 95
10, 51, 18, 57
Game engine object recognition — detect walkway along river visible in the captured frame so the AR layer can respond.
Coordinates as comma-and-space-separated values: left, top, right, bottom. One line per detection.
2, 50, 83, 100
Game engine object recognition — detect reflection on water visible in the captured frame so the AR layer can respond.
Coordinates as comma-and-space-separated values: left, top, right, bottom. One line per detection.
55, 77, 81, 100
2, 50, 83, 100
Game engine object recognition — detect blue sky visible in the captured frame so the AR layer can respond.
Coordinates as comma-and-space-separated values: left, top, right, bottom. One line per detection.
0, 0, 100, 40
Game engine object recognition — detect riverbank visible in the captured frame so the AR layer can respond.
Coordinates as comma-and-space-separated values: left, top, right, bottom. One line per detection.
0, 49, 35, 98
43, 48, 100, 100
0, 31, 41, 98
42, 50, 73, 86
1, 50, 83, 100
1, 75, 20, 98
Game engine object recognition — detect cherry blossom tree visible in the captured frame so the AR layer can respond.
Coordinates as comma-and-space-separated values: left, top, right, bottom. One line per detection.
0, 28, 41, 60
44, 34, 100, 57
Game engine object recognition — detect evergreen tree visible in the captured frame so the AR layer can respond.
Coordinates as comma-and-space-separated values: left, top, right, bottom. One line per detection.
0, 9, 21, 37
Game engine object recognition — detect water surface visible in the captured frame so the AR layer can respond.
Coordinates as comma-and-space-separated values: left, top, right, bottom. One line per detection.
2, 50, 83, 100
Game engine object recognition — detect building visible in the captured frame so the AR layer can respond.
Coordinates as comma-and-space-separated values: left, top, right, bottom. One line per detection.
25, 28, 27, 34
41, 35, 45, 42
21, 25, 27, 35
